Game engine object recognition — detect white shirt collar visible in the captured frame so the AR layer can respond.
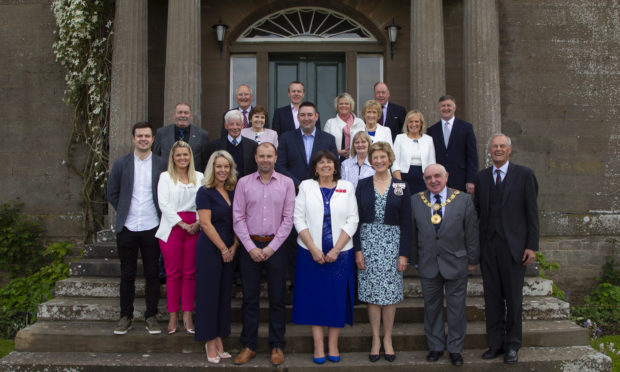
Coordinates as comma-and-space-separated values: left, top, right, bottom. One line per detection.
227, 134, 242, 144
494, 161, 510, 176
442, 117, 454, 126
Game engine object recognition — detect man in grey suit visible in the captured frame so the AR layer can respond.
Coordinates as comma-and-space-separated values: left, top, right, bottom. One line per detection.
107, 121, 166, 335
411, 164, 479, 366
152, 102, 210, 173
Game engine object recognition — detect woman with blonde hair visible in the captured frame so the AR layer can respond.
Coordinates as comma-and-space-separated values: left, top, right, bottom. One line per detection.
392, 110, 436, 193
194, 150, 239, 364
351, 100, 393, 148
155, 141, 204, 335
340, 131, 375, 189
324, 93, 365, 159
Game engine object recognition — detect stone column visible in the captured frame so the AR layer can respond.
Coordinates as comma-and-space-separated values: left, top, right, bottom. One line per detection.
463, 0, 502, 166
108, 0, 148, 165
410, 0, 446, 124
163, 0, 201, 127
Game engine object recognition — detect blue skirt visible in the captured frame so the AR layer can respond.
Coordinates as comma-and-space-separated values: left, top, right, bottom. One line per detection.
402, 165, 426, 194
291, 246, 354, 327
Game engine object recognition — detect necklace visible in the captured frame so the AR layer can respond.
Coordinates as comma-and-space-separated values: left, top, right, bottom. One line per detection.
320, 186, 336, 205
418, 190, 460, 224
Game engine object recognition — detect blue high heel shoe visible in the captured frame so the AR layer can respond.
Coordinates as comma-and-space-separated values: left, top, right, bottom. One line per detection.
327, 355, 340, 362
313, 356, 326, 364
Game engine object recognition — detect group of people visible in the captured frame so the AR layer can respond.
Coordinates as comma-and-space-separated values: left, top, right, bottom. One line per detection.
106, 81, 539, 367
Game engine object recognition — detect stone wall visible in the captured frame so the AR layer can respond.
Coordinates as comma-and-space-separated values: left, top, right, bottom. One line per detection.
0, 0, 83, 238
498, 0, 620, 298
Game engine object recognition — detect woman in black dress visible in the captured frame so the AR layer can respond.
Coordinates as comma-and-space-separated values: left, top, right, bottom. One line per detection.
195, 150, 239, 364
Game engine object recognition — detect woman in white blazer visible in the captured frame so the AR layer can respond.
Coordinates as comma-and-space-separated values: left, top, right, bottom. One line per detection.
323, 93, 365, 160
391, 110, 436, 193
155, 141, 204, 335
350, 99, 393, 149
291, 150, 359, 364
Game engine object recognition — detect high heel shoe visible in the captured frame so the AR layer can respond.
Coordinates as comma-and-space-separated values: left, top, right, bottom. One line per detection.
167, 318, 178, 335
183, 315, 195, 334
205, 344, 220, 364
327, 355, 340, 362
217, 350, 232, 359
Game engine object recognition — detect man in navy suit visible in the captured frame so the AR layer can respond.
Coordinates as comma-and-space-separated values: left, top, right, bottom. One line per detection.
208, 110, 258, 178
474, 134, 539, 364
272, 81, 320, 135
374, 82, 407, 141
107, 121, 166, 336
275, 101, 337, 301
152, 102, 210, 173
427, 95, 478, 193
220, 84, 254, 138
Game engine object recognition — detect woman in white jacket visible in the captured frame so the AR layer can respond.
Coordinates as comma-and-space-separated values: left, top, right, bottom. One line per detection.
291, 150, 359, 364
155, 141, 204, 334
323, 93, 365, 160
351, 100, 393, 149
391, 110, 435, 193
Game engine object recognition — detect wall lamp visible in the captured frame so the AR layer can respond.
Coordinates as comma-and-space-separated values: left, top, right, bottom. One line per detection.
212, 18, 228, 57
385, 18, 401, 60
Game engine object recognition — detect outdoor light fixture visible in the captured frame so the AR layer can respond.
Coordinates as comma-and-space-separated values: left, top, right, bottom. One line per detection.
212, 19, 228, 57
385, 18, 401, 60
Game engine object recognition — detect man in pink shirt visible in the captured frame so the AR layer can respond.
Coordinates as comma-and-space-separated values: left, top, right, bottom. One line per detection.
232, 142, 296, 366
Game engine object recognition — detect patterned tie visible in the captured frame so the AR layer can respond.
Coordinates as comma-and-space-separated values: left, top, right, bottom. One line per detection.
434, 194, 442, 231
242, 110, 249, 128
495, 169, 502, 187
178, 129, 185, 141
232, 138, 238, 147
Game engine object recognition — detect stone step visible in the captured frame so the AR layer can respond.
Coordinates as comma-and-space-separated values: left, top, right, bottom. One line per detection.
14, 319, 588, 354
2, 347, 610, 371
37, 296, 569, 322
70, 257, 539, 277
55, 276, 553, 298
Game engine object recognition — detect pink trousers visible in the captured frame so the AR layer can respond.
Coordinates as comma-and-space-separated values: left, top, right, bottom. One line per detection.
159, 212, 198, 312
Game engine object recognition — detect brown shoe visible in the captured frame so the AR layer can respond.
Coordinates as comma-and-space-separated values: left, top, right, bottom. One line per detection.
271, 347, 285, 366
234, 347, 256, 365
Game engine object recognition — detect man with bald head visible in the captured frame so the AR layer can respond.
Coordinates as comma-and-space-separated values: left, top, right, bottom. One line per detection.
410, 164, 479, 366
373, 82, 407, 142
221, 84, 254, 138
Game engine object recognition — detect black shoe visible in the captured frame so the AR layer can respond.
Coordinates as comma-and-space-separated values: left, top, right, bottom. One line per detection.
449, 353, 463, 366
482, 348, 504, 359
368, 354, 380, 362
426, 350, 443, 362
504, 349, 518, 364
384, 353, 396, 362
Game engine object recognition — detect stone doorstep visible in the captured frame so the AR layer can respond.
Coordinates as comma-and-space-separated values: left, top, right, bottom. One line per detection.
14, 320, 589, 354
1, 347, 611, 372
54, 276, 553, 298
70, 257, 540, 277
36, 296, 569, 323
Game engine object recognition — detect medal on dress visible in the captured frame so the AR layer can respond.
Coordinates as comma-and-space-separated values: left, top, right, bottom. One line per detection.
392, 182, 406, 196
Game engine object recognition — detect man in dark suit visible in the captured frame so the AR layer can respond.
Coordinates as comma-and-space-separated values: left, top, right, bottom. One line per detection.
271, 81, 320, 135
474, 134, 539, 364
427, 95, 478, 194
374, 82, 407, 141
107, 121, 166, 336
152, 102, 210, 173
220, 84, 254, 138
275, 101, 337, 188
411, 164, 479, 366
207, 110, 258, 178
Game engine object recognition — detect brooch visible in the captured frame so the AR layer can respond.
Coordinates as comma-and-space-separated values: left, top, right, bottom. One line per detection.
392, 182, 406, 196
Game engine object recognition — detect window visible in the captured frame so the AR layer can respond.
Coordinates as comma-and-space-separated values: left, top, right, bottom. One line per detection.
356, 55, 383, 116
239, 8, 376, 42
229, 56, 257, 108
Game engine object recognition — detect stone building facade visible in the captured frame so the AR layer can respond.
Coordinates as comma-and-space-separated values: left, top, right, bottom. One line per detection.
0, 0, 618, 298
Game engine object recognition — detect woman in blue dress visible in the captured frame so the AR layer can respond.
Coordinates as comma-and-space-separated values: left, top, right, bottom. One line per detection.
195, 150, 239, 364
354, 142, 411, 363
292, 150, 359, 364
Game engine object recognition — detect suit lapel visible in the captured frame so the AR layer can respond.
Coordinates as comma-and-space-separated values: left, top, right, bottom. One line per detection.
501, 163, 516, 207
446, 119, 461, 150
294, 130, 308, 165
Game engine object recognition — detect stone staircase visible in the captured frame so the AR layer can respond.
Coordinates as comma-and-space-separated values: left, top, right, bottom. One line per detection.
1, 239, 612, 371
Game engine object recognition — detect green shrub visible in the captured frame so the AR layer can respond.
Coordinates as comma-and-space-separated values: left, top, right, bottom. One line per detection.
0, 201, 47, 279
0, 242, 72, 338
535, 252, 567, 301
572, 282, 620, 335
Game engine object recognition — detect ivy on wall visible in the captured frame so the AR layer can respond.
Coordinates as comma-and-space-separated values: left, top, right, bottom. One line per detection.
51, 0, 114, 241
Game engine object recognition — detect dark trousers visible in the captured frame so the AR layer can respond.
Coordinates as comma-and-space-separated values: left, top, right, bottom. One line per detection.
239, 239, 287, 350
116, 227, 161, 319
284, 230, 298, 287
481, 234, 526, 350
194, 236, 234, 342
